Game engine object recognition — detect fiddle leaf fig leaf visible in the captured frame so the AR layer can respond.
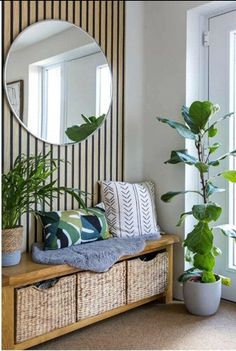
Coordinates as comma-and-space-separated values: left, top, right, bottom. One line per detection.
184, 221, 213, 255
201, 271, 216, 283
66, 114, 105, 143
206, 112, 234, 132
192, 203, 222, 222
208, 142, 221, 154
185, 248, 194, 263
195, 162, 209, 173
178, 270, 201, 283
161, 190, 202, 203
193, 252, 215, 271
81, 114, 91, 123
219, 275, 231, 286
208, 125, 218, 138
176, 211, 192, 227
212, 246, 222, 256
189, 101, 214, 130
220, 170, 236, 183
156, 117, 197, 140
209, 150, 236, 166
181, 105, 199, 134
213, 224, 236, 239
164, 150, 197, 165
206, 182, 225, 197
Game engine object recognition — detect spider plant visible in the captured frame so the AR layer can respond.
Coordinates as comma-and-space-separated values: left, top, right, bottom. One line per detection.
2, 152, 86, 230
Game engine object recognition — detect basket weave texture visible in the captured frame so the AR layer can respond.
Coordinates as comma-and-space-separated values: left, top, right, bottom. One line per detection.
2, 227, 23, 253
16, 274, 76, 343
127, 251, 168, 303
77, 261, 126, 320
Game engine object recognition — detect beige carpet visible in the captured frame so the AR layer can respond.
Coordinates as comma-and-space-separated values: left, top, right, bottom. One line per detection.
32, 300, 236, 350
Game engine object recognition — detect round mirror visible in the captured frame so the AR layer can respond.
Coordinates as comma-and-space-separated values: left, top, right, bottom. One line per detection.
4, 20, 112, 145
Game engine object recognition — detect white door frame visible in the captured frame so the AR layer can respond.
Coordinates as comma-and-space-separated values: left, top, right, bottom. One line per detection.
185, 1, 236, 301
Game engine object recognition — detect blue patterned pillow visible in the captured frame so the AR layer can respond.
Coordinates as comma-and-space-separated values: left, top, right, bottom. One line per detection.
38, 206, 112, 250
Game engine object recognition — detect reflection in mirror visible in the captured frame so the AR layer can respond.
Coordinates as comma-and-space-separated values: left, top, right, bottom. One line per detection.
5, 20, 112, 145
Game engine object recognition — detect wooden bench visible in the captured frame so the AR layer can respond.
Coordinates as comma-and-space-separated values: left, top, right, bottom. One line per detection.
2, 234, 179, 350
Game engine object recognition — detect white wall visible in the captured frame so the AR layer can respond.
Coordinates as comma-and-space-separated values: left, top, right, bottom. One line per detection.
125, 0, 210, 299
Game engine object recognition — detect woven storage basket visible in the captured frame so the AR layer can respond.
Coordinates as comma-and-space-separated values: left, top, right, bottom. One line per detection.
16, 274, 76, 343
77, 261, 126, 320
127, 251, 168, 303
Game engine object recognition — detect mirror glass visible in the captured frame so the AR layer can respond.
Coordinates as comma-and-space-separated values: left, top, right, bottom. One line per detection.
4, 20, 112, 145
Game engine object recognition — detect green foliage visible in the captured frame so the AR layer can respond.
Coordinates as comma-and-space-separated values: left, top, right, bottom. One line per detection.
183, 221, 213, 255
164, 150, 197, 165
188, 101, 215, 131
2, 153, 87, 229
201, 271, 216, 283
192, 203, 222, 222
220, 170, 236, 182
161, 190, 202, 203
156, 117, 197, 140
193, 252, 215, 271
157, 100, 236, 284
65, 114, 105, 143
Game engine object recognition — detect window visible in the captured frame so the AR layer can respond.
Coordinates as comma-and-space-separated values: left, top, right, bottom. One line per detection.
96, 64, 111, 116
229, 31, 236, 269
28, 65, 42, 136
42, 63, 64, 144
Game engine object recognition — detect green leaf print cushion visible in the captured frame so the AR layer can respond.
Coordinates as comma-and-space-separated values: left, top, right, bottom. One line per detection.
38, 206, 112, 250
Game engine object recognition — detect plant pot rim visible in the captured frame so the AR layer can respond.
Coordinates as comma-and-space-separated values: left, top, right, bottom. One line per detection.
184, 277, 221, 286
2, 225, 24, 231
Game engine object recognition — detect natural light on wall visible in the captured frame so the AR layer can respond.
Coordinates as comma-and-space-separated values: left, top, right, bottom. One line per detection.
96, 64, 111, 116
229, 31, 236, 269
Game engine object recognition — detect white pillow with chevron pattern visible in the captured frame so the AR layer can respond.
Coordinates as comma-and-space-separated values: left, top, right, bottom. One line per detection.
99, 181, 161, 237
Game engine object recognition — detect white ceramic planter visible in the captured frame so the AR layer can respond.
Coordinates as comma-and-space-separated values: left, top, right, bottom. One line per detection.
183, 278, 221, 316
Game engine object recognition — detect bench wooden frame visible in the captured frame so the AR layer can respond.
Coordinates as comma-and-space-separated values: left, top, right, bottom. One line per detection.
2, 234, 179, 350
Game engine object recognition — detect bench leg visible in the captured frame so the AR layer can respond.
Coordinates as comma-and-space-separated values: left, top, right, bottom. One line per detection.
2, 286, 15, 350
165, 244, 173, 304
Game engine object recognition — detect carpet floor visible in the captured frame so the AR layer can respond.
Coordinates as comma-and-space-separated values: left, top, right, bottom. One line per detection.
32, 300, 236, 350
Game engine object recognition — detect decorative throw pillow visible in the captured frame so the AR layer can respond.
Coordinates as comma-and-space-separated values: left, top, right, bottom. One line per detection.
38, 206, 112, 250
99, 181, 160, 238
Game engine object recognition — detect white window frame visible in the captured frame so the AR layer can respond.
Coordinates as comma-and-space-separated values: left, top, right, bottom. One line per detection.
186, 3, 236, 273
229, 31, 236, 270
41, 62, 65, 143
96, 64, 110, 116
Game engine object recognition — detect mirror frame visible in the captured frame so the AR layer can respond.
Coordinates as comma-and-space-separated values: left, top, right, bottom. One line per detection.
4, 19, 113, 146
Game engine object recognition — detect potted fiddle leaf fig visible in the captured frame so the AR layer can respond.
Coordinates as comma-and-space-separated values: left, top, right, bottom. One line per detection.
157, 101, 236, 316
2, 152, 86, 267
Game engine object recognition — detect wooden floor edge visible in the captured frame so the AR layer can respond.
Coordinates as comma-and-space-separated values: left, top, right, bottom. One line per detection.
13, 293, 166, 350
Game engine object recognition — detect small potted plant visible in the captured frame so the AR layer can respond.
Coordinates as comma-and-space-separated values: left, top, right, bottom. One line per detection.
2, 152, 86, 266
157, 101, 236, 316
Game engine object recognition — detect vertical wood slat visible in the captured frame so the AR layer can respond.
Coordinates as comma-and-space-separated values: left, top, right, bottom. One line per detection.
2, 0, 125, 251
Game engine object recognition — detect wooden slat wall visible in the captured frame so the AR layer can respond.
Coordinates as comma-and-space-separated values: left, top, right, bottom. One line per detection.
2, 0, 125, 252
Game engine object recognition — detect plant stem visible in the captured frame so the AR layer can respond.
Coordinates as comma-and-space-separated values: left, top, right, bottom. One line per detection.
197, 135, 207, 204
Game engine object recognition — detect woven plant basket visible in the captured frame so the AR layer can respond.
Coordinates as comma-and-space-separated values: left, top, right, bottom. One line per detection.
16, 274, 76, 343
127, 251, 168, 303
2, 226, 23, 253
77, 261, 126, 320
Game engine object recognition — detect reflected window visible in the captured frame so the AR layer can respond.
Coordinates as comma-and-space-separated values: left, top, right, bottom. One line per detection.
96, 64, 111, 116
42, 64, 63, 144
